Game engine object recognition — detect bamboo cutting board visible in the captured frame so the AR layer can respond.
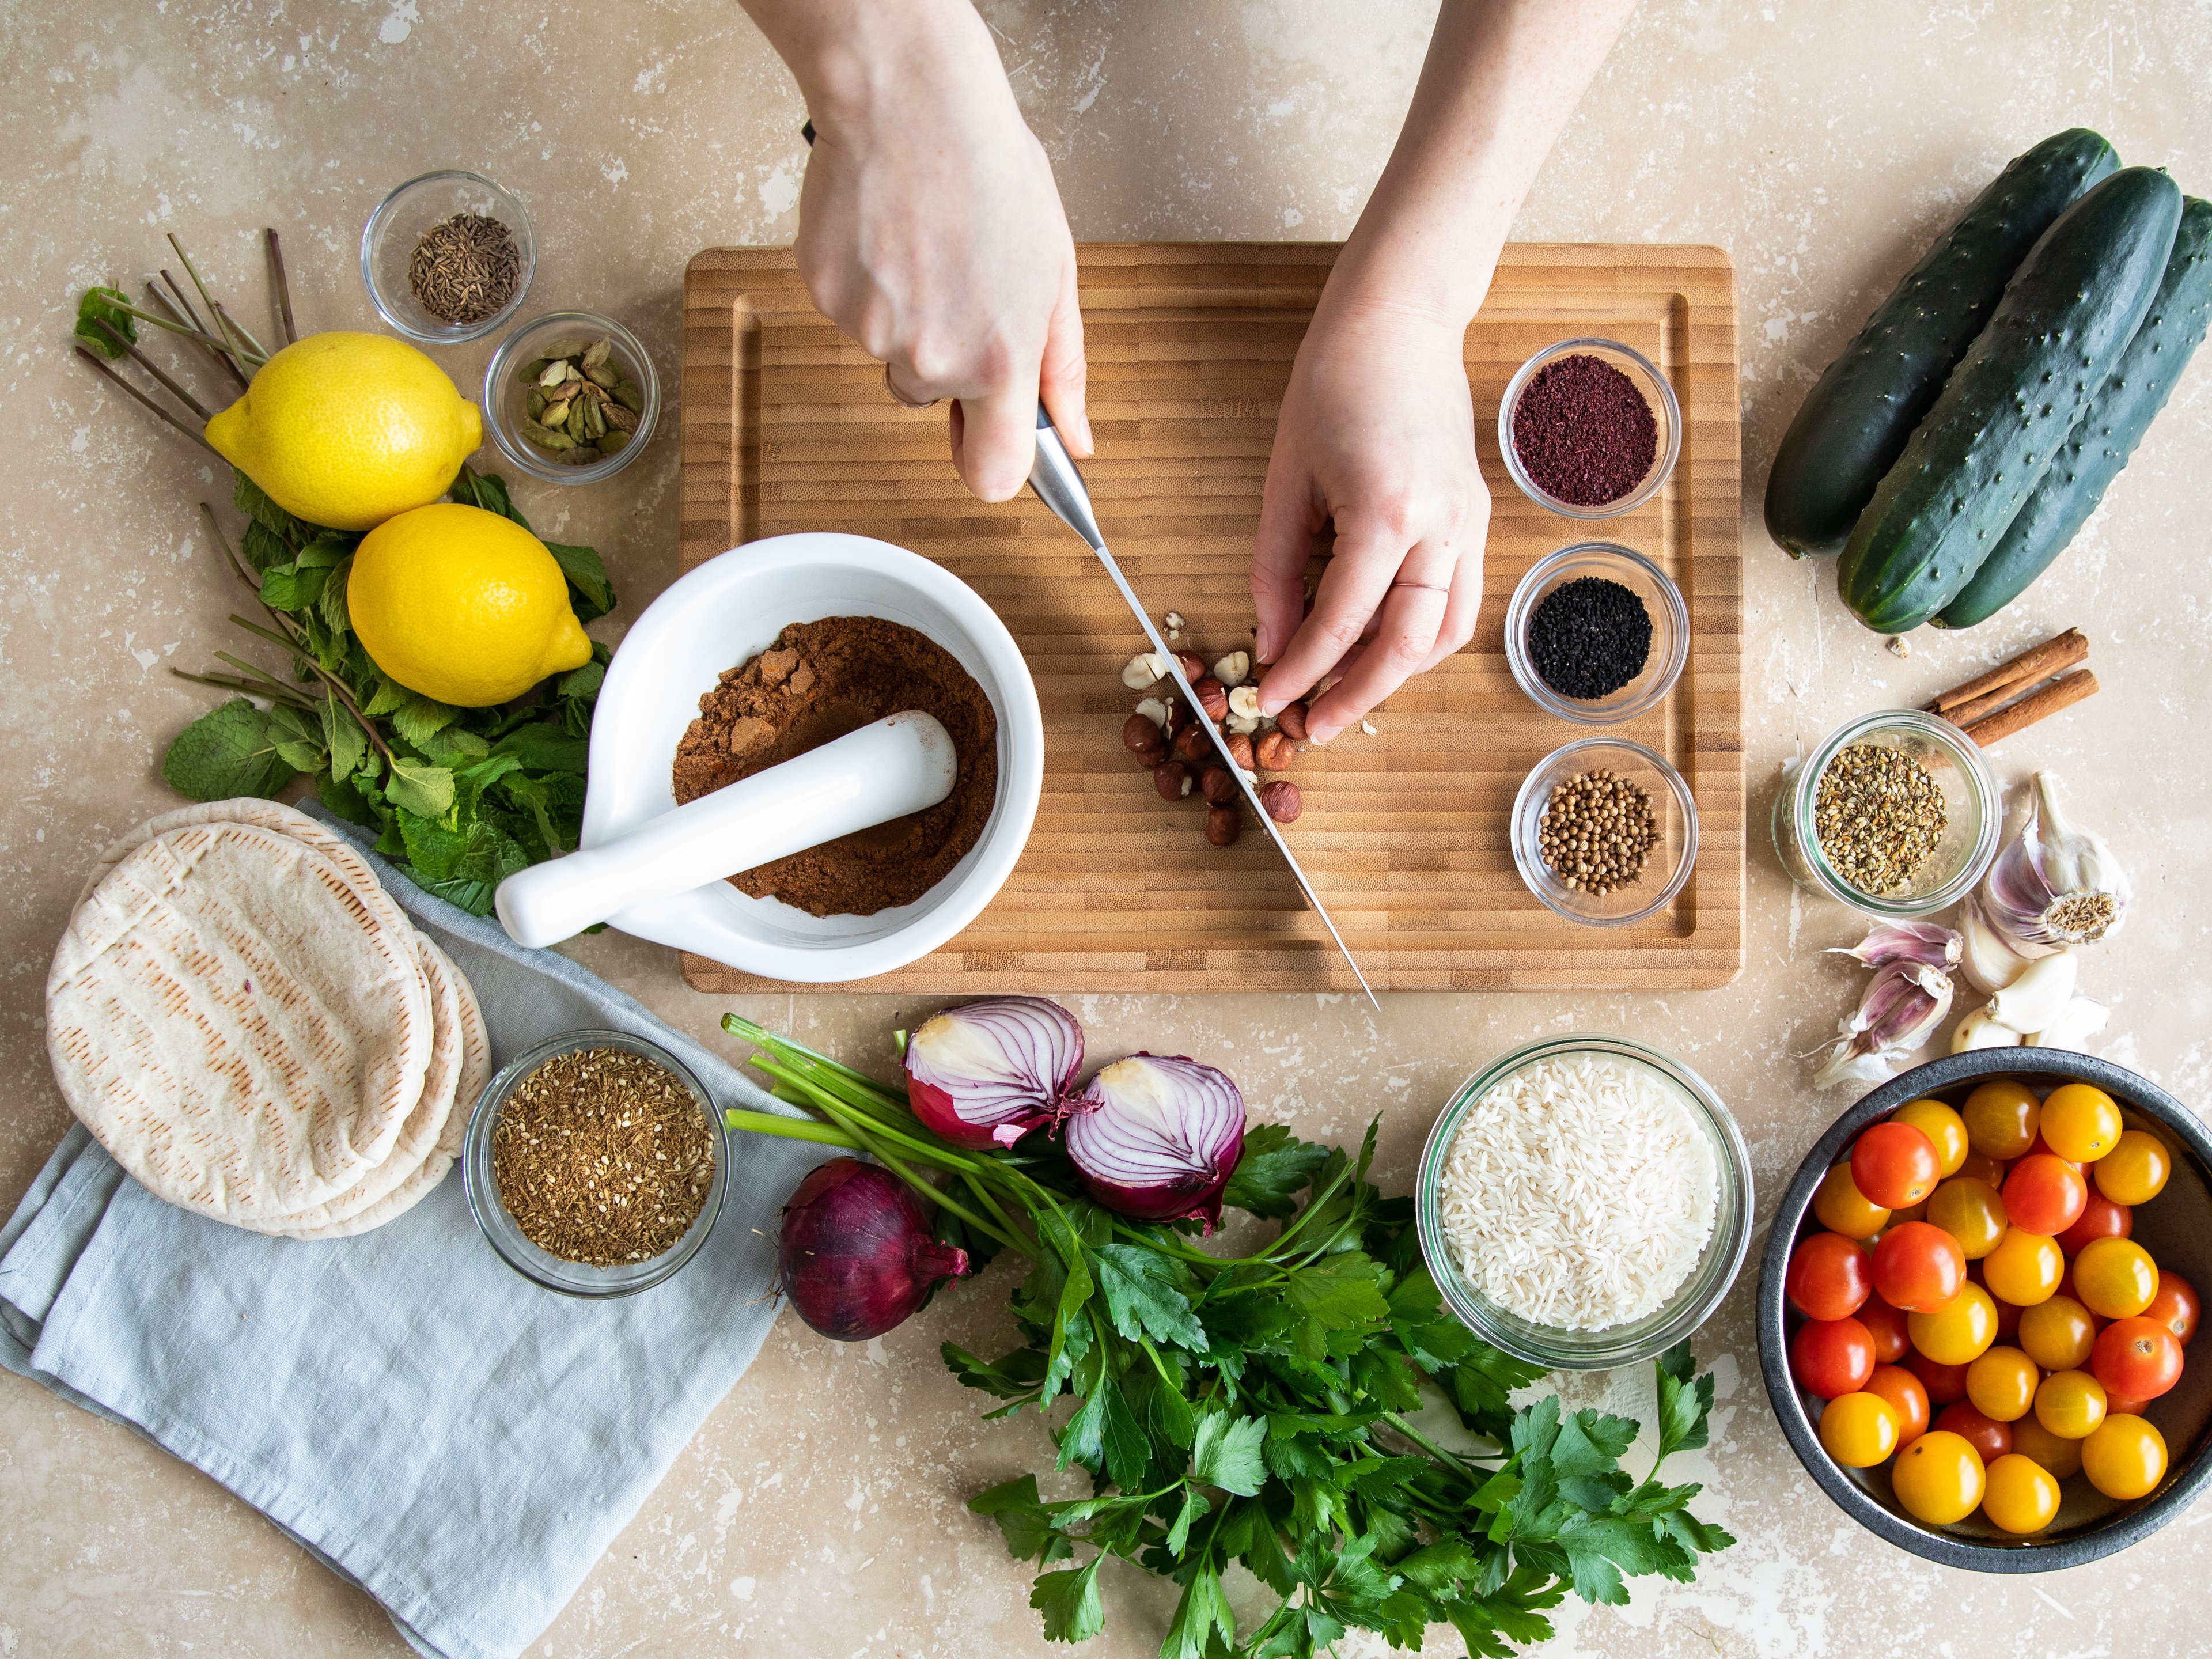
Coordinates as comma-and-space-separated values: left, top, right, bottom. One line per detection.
677, 243, 1741, 994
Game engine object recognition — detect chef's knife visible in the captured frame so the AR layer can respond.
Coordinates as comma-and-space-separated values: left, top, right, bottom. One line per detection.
1027, 410, 1379, 1008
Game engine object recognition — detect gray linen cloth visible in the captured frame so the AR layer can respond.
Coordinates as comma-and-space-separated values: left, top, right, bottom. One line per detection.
0, 812, 825, 1659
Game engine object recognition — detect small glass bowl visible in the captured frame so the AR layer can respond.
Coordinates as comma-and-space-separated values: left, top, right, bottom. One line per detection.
1772, 709, 2000, 917
1512, 736, 1699, 927
462, 1029, 728, 1298
1499, 337, 1681, 518
1503, 541, 1688, 724
1416, 1033, 1754, 1370
360, 170, 536, 346
482, 310, 661, 484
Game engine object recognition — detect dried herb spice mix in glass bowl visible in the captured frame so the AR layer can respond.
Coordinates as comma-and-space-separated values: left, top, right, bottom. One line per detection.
361, 170, 536, 345
1499, 338, 1680, 518
483, 310, 661, 485
463, 1030, 729, 1297
1504, 541, 1687, 724
1774, 709, 2001, 918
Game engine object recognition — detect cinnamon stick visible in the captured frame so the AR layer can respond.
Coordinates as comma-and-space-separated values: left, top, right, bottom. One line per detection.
1929, 628, 2088, 714
1963, 668, 2099, 747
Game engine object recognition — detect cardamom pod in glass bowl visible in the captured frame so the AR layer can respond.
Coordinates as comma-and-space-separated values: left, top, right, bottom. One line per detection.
482, 309, 660, 485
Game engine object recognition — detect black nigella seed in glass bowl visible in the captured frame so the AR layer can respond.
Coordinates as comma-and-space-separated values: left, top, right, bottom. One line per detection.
1526, 575, 1653, 700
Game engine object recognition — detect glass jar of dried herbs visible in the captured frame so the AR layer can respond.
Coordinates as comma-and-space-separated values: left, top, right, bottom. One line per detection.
517, 336, 646, 466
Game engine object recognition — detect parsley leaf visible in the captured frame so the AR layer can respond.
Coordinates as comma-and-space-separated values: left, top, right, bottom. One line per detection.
1190, 1411, 1268, 1497
1222, 1124, 1332, 1219
1094, 1244, 1207, 1352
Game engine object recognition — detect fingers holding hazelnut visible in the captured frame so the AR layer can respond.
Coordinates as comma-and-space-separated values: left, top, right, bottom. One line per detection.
1274, 700, 1310, 741
1122, 712, 1167, 763
1172, 722, 1213, 764
1199, 765, 1237, 806
1259, 780, 1302, 823
1206, 805, 1243, 846
1153, 760, 1192, 801
1192, 676, 1228, 720
1225, 731, 1256, 771
1253, 729, 1295, 771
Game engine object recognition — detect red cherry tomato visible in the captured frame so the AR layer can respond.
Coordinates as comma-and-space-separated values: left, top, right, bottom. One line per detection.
1873, 1222, 1968, 1312
2144, 1273, 2199, 1347
1908, 1349, 1972, 1406
1791, 1316, 1877, 1399
1866, 1362, 1931, 1448
1991, 1292, 2024, 1340
2003, 1154, 2089, 1237
1859, 1293, 1913, 1364
1853, 1122, 1942, 1210
2105, 1393, 2151, 1418
1934, 1400, 2013, 1464
1787, 1232, 1874, 1321
1957, 1149, 2010, 1189
2093, 1317, 2185, 1402
2056, 1192, 2133, 1257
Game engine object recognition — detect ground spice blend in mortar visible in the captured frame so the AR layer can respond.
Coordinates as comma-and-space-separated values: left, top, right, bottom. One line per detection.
1512, 353, 1660, 506
672, 616, 998, 917
492, 1047, 715, 1265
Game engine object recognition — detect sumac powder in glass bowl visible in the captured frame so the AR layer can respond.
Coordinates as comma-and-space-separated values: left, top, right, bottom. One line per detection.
1499, 337, 1680, 518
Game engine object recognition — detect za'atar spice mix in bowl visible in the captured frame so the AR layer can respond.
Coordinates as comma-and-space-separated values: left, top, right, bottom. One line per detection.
462, 1029, 729, 1297
1499, 337, 1681, 518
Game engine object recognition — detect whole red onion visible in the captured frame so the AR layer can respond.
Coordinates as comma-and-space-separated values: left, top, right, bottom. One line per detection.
778, 1158, 970, 1340
902, 996, 1084, 1148
1062, 1054, 1245, 1229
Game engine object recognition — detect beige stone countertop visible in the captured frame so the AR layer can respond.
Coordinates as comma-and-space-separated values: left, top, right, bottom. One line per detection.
6, 2, 2211, 1654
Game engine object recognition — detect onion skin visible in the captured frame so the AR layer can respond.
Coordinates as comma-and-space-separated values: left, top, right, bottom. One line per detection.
778, 1158, 970, 1340
1063, 1054, 1245, 1229
903, 996, 1084, 1149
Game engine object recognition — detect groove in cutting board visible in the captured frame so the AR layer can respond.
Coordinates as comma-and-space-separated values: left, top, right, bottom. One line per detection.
676, 243, 1741, 993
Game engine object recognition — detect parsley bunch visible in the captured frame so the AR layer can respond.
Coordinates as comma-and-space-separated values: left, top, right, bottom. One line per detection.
722, 1016, 1733, 1659
162, 465, 613, 915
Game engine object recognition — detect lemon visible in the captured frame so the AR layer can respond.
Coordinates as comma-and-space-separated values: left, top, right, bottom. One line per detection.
206, 332, 482, 533
349, 504, 592, 707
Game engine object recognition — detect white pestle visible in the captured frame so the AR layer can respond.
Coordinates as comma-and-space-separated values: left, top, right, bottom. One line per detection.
494, 710, 957, 948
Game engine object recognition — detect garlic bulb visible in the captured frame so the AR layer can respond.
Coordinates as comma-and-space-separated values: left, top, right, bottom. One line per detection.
1952, 1006, 2025, 1054
1981, 771, 2130, 948
1958, 892, 2037, 994
1830, 920, 1961, 972
1987, 950, 2078, 1033
1814, 961, 1954, 1089
2027, 994, 2111, 1053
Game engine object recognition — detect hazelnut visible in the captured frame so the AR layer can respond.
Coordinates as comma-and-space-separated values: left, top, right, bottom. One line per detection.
1225, 731, 1256, 771
1192, 676, 1228, 720
1121, 651, 1169, 690
1122, 713, 1167, 762
1213, 649, 1252, 687
1172, 722, 1214, 764
1227, 685, 1262, 721
1206, 805, 1243, 846
1153, 760, 1192, 801
1254, 729, 1296, 771
1199, 764, 1238, 805
1175, 652, 1207, 684
1274, 700, 1310, 740
1259, 780, 1302, 823
1132, 696, 1169, 729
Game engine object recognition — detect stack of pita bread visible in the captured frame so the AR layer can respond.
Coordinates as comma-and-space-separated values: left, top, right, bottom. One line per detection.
44, 799, 490, 1238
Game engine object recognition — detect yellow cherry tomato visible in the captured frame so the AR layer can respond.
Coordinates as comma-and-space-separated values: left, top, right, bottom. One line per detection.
1962, 1080, 2041, 1161
2038, 1084, 2122, 1164
1892, 1099, 1971, 1178
2010, 1412, 2084, 1479
1814, 1162, 1890, 1240
2081, 1414, 2168, 1501
1909, 1282, 1998, 1366
2018, 1296, 2099, 1372
2033, 1369, 2109, 1440
2074, 1236, 2159, 1320
1982, 1452, 2061, 1535
1926, 1176, 2008, 1259
2096, 1130, 2172, 1206
1965, 1346, 2040, 1422
1818, 1391, 1901, 1468
1983, 1228, 2064, 1308
1892, 1430, 1987, 1525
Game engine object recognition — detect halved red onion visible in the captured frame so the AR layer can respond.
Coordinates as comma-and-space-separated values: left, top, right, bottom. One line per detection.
903, 996, 1084, 1149
1063, 1054, 1245, 1228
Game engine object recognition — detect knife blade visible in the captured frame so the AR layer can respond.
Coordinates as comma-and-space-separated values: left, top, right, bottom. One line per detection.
1027, 410, 1379, 1008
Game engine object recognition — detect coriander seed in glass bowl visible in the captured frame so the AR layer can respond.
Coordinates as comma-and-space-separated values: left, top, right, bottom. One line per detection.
1511, 736, 1698, 928
1773, 709, 1999, 918
482, 310, 660, 484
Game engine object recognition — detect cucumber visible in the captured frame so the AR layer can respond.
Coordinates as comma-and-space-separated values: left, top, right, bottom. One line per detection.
1936, 197, 2212, 628
1836, 166, 2183, 634
1763, 128, 2118, 558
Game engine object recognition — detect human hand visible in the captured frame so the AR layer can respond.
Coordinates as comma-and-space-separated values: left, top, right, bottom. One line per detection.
787, 6, 1090, 501
1251, 302, 1488, 744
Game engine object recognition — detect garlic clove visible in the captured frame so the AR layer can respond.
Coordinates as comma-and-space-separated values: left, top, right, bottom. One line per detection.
1987, 949, 2077, 1033
1958, 892, 2035, 994
1952, 1006, 2025, 1055
2027, 993, 2111, 1052
1831, 919, 1961, 971
1813, 961, 1954, 1089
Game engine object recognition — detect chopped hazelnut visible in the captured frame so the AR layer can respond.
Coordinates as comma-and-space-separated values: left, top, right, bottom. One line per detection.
1259, 780, 1302, 823
1122, 651, 1169, 690
1153, 760, 1192, 801
1213, 650, 1251, 687
1254, 729, 1296, 771
1225, 712, 1260, 736
1175, 652, 1207, 684
1206, 805, 1242, 846
1172, 722, 1213, 764
1192, 676, 1228, 719
1132, 697, 1169, 730
1163, 611, 1186, 631
1227, 685, 1262, 721
1199, 765, 1237, 805
1225, 731, 1256, 771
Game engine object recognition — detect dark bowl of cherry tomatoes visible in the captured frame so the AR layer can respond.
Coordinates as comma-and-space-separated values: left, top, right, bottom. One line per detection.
1758, 1048, 2212, 1570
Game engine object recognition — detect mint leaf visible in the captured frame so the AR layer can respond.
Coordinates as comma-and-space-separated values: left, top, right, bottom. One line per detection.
389, 694, 460, 748
319, 556, 353, 634
233, 469, 306, 540
1094, 1244, 1207, 1353
1031, 1558, 1104, 1643
558, 657, 605, 701
320, 693, 367, 784
75, 287, 137, 358
1222, 1124, 1331, 1219
384, 757, 455, 818
259, 561, 329, 612
545, 540, 614, 621
493, 721, 589, 775
161, 699, 294, 800
1190, 1411, 1268, 1497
